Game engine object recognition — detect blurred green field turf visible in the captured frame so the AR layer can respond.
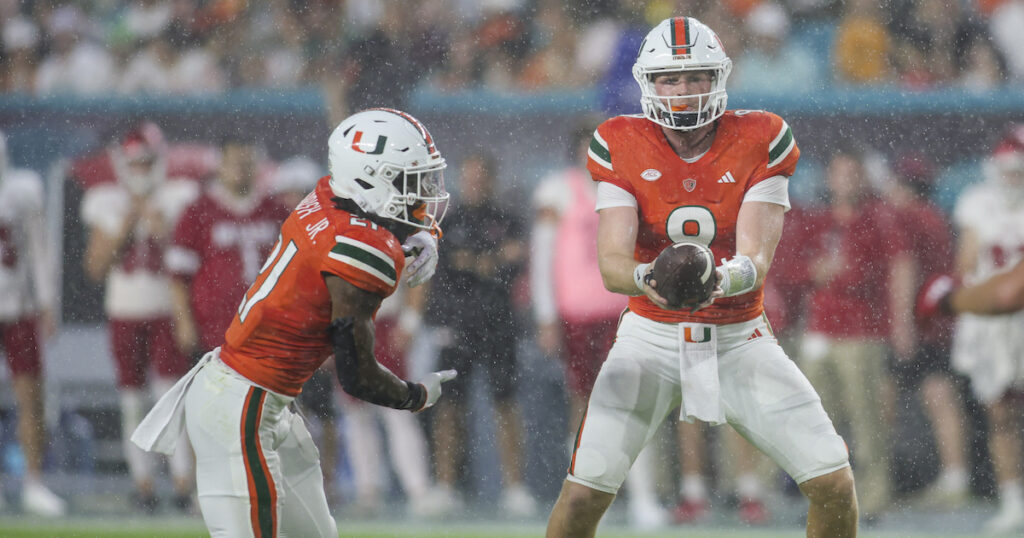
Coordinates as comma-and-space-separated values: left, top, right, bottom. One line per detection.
0, 518, 989, 538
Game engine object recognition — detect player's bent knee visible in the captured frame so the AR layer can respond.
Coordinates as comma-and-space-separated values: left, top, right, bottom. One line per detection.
800, 466, 856, 507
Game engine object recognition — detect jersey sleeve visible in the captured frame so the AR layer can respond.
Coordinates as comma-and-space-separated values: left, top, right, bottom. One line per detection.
159, 179, 201, 226
757, 112, 800, 182
953, 183, 989, 231
586, 123, 636, 196
321, 227, 404, 297
81, 185, 131, 235
7, 170, 44, 211
165, 201, 204, 278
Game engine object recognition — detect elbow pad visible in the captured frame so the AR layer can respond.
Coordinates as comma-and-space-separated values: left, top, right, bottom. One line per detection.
718, 255, 757, 297
327, 317, 424, 410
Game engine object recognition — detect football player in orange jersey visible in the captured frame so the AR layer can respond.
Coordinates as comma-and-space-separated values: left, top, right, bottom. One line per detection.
130, 108, 457, 537
545, 17, 857, 538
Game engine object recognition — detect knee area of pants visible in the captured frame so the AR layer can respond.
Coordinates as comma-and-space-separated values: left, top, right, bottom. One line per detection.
571, 446, 629, 493
802, 469, 855, 504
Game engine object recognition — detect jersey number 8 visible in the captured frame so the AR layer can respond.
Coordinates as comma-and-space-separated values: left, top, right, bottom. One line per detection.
666, 205, 716, 246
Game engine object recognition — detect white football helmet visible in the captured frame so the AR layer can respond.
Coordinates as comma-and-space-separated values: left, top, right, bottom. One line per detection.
980, 124, 1024, 192
328, 108, 448, 230
633, 17, 732, 130
110, 121, 167, 195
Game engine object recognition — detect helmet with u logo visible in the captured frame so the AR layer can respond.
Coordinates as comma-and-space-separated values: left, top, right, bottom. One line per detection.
633, 17, 732, 130
328, 108, 448, 230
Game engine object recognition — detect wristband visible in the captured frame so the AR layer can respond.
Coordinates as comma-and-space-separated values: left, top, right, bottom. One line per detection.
398, 380, 427, 411
717, 255, 757, 297
633, 262, 651, 293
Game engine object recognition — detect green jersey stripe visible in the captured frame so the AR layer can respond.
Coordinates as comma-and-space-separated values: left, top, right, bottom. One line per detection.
768, 121, 790, 152
768, 125, 794, 166
333, 236, 395, 268
329, 245, 397, 283
589, 131, 612, 170
768, 130, 795, 168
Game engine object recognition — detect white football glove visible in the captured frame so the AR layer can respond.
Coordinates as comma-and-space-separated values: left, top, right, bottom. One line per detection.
417, 369, 458, 411
402, 230, 438, 287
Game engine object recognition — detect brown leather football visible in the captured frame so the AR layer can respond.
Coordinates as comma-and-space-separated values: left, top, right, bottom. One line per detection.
646, 242, 717, 309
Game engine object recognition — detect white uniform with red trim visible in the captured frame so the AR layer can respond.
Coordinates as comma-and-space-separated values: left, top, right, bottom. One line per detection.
135, 177, 404, 537
951, 179, 1024, 403
565, 112, 848, 495
0, 169, 54, 322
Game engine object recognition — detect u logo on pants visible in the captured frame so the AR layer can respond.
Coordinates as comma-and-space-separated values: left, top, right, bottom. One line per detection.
566, 313, 850, 495
683, 326, 711, 343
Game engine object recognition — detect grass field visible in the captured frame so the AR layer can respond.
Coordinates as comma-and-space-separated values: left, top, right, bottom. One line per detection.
0, 517, 991, 538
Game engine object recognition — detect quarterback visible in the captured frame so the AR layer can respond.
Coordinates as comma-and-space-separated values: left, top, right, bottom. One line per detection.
132, 109, 456, 537
545, 17, 857, 537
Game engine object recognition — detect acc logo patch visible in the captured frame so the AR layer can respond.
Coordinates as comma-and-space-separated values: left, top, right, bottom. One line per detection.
683, 178, 697, 192
641, 169, 662, 181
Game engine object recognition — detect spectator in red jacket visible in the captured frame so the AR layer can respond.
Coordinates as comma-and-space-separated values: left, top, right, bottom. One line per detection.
798, 145, 915, 520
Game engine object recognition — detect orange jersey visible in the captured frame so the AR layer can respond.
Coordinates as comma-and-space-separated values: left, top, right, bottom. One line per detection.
220, 176, 404, 396
587, 110, 800, 324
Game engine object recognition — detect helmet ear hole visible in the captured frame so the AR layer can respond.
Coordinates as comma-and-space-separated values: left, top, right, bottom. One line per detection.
355, 178, 373, 190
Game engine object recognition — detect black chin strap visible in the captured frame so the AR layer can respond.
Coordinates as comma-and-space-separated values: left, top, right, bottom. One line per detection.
330, 197, 414, 241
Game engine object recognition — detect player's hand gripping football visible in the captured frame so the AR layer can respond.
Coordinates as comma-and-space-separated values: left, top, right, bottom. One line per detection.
402, 230, 438, 287
636, 264, 671, 309
416, 369, 458, 412
640, 242, 723, 312
691, 270, 724, 313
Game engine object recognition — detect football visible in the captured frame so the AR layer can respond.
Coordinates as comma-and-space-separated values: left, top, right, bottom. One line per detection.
646, 242, 717, 309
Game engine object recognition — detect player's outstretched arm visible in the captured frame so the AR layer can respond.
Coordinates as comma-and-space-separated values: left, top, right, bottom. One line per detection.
596, 206, 670, 308
326, 275, 454, 411
952, 260, 1024, 314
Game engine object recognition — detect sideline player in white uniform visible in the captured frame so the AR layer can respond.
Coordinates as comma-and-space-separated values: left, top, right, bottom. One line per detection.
0, 129, 66, 516
950, 125, 1024, 534
81, 122, 198, 512
919, 259, 1024, 316
132, 108, 456, 537
545, 17, 856, 538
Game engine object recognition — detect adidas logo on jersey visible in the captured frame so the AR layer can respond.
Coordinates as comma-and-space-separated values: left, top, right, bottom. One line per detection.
717, 171, 736, 184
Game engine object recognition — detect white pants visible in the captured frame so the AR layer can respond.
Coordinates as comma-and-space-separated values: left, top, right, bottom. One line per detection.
567, 312, 849, 494
185, 356, 337, 538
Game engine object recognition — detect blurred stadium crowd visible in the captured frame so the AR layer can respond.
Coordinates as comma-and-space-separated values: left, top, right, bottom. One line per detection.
2, 0, 1021, 97
1, 0, 1024, 536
